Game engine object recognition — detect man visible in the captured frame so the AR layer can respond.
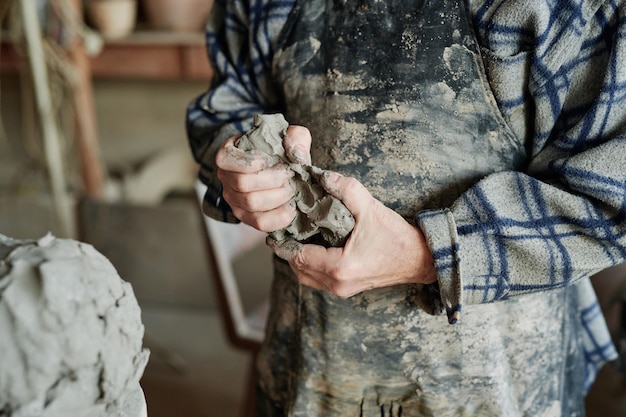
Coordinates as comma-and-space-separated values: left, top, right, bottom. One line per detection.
186, 0, 626, 415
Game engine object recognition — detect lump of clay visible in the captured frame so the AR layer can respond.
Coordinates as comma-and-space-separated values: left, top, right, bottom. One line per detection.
236, 114, 355, 247
0, 234, 150, 417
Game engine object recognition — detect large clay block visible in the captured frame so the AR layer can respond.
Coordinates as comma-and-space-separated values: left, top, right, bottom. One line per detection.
0, 234, 149, 417
237, 114, 355, 247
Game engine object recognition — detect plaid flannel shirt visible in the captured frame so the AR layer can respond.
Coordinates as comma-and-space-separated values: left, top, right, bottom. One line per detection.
186, 0, 626, 390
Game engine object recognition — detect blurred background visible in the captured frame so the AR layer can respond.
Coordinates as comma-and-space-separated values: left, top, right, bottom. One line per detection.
0, 1, 624, 416
0, 1, 274, 416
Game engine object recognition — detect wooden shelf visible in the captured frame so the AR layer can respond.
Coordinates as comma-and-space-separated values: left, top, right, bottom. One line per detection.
0, 27, 213, 205
1, 30, 213, 81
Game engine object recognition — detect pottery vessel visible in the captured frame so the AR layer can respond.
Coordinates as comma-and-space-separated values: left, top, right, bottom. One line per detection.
86, 0, 137, 39
141, 0, 214, 32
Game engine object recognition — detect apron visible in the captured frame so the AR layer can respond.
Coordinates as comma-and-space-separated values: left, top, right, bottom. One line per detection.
256, 0, 586, 415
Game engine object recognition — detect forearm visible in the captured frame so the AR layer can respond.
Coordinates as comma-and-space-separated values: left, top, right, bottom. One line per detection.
418, 0, 626, 323
418, 139, 626, 322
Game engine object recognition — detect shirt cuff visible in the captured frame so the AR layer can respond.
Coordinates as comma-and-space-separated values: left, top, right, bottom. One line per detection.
198, 180, 240, 224
196, 123, 251, 224
417, 209, 462, 324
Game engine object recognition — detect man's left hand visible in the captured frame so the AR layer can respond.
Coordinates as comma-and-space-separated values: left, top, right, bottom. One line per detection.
267, 171, 438, 297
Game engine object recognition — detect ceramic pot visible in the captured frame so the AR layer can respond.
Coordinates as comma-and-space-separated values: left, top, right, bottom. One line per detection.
86, 0, 137, 39
141, 0, 214, 32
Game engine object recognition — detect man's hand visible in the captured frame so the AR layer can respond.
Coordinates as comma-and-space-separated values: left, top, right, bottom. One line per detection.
215, 125, 312, 232
267, 171, 438, 297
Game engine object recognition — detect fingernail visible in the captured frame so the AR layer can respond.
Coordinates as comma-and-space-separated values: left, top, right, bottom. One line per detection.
287, 145, 308, 164
287, 145, 301, 160
323, 171, 341, 184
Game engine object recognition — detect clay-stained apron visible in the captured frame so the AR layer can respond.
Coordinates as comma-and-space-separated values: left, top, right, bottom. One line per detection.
255, 0, 586, 416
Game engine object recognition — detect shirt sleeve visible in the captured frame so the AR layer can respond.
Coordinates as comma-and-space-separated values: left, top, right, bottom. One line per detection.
185, 0, 295, 222
417, 0, 626, 323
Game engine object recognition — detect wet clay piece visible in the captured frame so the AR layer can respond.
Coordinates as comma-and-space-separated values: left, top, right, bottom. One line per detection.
236, 114, 355, 247
0, 234, 149, 417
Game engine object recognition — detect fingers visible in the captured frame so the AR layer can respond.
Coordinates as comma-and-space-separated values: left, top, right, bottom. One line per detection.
221, 167, 296, 231
216, 135, 281, 173
215, 134, 298, 231
284, 125, 312, 165
321, 171, 372, 219
267, 237, 332, 289
267, 236, 304, 261
267, 237, 360, 297
224, 178, 294, 210
217, 163, 293, 194
219, 126, 312, 169
234, 201, 296, 232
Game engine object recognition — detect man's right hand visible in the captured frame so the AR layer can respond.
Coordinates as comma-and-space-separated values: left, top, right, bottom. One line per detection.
215, 125, 312, 232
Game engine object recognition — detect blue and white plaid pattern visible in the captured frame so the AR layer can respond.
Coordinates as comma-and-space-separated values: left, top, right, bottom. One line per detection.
186, 0, 626, 391
579, 278, 618, 389
186, 0, 293, 222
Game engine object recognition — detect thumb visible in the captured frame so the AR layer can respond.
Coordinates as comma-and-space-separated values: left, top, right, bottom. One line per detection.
283, 126, 312, 165
320, 171, 372, 218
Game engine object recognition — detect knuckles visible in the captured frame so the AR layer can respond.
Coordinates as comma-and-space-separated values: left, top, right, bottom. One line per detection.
326, 261, 361, 298
242, 204, 296, 233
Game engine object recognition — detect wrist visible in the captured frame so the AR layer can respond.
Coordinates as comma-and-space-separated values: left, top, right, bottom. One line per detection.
414, 228, 438, 285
